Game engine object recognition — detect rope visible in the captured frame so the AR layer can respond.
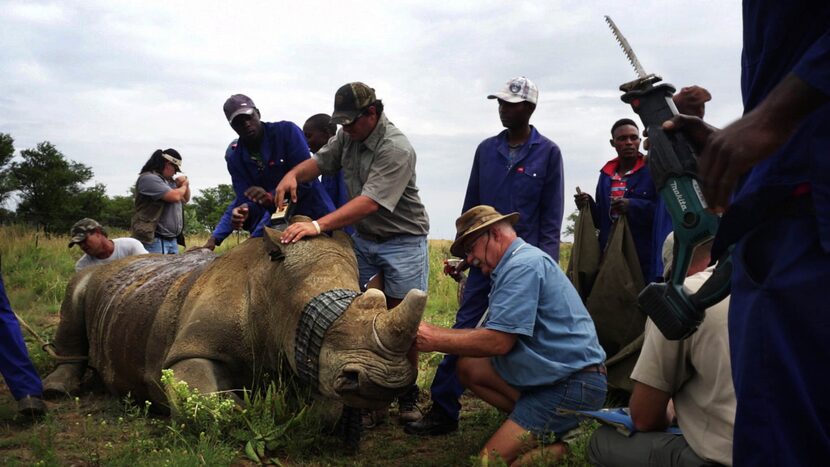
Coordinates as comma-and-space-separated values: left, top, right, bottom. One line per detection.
371, 313, 393, 355
13, 310, 89, 363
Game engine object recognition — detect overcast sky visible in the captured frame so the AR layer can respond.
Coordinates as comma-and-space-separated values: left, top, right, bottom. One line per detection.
0, 0, 744, 240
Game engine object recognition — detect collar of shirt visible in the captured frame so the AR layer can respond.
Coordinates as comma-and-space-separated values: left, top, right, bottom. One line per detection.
600, 152, 646, 177
359, 113, 390, 152
491, 237, 528, 281
496, 125, 541, 163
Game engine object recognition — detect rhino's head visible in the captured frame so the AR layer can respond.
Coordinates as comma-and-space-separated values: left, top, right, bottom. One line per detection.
317, 288, 425, 409
260, 224, 426, 409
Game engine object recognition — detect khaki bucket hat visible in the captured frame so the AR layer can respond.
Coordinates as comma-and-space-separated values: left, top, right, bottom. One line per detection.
450, 205, 519, 257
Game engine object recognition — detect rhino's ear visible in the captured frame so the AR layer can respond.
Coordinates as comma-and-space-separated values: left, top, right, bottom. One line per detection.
262, 228, 285, 261
351, 288, 387, 310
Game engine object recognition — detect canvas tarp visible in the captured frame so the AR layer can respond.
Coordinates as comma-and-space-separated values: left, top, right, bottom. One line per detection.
566, 204, 601, 302
585, 215, 646, 393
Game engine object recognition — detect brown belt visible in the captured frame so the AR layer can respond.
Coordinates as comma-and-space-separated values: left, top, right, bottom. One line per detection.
580, 364, 607, 376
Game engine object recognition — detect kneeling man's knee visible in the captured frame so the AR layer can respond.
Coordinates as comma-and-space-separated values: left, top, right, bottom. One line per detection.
456, 357, 476, 388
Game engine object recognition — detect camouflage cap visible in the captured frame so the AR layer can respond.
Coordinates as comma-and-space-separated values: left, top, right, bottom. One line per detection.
331, 82, 376, 125
68, 218, 104, 248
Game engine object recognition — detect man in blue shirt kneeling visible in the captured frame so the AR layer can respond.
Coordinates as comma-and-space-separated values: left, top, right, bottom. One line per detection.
414, 205, 606, 465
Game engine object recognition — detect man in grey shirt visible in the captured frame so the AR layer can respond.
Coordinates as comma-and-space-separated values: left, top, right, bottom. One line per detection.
277, 82, 429, 425
277, 82, 429, 307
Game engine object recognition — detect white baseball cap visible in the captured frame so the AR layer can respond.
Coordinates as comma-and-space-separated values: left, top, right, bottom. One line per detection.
488, 76, 539, 104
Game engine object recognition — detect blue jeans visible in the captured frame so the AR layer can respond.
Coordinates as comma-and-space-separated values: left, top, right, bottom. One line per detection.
511, 371, 607, 440
352, 233, 428, 299
143, 236, 179, 254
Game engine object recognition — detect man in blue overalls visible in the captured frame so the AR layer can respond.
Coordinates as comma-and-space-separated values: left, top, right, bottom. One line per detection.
667, 2, 829, 464
0, 273, 46, 418
201, 94, 335, 250
406, 76, 564, 436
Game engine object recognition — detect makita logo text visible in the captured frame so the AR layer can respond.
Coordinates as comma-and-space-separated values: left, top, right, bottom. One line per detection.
671, 180, 688, 212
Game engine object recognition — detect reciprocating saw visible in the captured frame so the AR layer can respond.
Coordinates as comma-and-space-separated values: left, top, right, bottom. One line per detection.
604, 16, 732, 340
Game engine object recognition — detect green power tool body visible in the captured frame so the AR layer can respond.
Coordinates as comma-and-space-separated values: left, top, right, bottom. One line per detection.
604, 16, 732, 340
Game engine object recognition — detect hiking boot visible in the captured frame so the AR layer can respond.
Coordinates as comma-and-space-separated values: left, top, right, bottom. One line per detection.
397, 384, 422, 424
362, 407, 388, 429
404, 406, 458, 436
17, 395, 47, 419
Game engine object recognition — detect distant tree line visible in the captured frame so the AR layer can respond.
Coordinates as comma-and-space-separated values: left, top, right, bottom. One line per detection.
0, 133, 234, 235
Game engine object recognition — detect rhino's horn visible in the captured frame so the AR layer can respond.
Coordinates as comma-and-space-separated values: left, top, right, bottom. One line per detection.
374, 289, 427, 354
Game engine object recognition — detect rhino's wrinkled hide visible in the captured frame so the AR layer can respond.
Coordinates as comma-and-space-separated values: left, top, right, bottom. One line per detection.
43, 224, 426, 410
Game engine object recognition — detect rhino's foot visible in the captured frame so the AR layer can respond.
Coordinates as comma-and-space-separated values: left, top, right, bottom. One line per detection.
42, 364, 83, 399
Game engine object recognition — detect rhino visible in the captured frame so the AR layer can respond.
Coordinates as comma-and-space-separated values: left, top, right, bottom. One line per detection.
42, 225, 426, 415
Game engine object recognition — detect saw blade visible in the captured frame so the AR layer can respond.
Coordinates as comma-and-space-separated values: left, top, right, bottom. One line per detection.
604, 15, 647, 79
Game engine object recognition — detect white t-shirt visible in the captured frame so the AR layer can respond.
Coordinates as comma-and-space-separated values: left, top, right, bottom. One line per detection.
75, 238, 149, 271
631, 267, 735, 466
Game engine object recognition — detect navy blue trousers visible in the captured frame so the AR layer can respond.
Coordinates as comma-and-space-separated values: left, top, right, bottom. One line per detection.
0, 274, 43, 400
428, 267, 490, 420
730, 215, 830, 466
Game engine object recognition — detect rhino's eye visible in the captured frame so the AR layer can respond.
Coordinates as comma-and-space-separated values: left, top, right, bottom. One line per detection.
269, 250, 285, 262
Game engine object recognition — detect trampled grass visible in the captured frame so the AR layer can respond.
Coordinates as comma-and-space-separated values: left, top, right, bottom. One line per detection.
0, 225, 589, 466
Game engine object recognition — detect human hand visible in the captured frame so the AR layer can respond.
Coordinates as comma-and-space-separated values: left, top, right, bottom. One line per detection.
279, 221, 319, 244
672, 86, 712, 118
275, 173, 298, 211
175, 175, 189, 187
231, 204, 249, 230
574, 192, 592, 209
610, 197, 629, 214
662, 115, 740, 210
664, 110, 784, 212
244, 186, 275, 207
661, 114, 718, 157
443, 259, 467, 282
413, 322, 440, 352
187, 236, 216, 252
201, 236, 217, 251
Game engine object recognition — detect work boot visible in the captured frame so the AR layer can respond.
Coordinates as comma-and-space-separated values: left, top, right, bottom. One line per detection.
397, 384, 422, 424
17, 395, 47, 419
361, 407, 388, 429
404, 405, 458, 436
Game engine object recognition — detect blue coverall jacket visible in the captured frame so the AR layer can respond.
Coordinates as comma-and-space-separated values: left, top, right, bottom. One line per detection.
212, 121, 335, 244
589, 154, 660, 283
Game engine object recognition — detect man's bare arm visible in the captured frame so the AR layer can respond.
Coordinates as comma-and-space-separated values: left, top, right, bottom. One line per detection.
275, 159, 322, 210
629, 381, 672, 432
666, 73, 828, 211
279, 195, 379, 243
414, 322, 517, 357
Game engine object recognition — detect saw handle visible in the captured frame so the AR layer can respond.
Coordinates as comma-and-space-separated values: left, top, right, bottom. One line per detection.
623, 83, 699, 189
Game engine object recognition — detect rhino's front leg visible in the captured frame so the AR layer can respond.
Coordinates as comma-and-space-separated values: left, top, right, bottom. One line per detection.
42, 362, 85, 399
165, 358, 237, 397
43, 276, 94, 399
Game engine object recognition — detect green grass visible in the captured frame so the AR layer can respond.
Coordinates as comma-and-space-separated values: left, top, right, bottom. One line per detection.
0, 224, 586, 465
